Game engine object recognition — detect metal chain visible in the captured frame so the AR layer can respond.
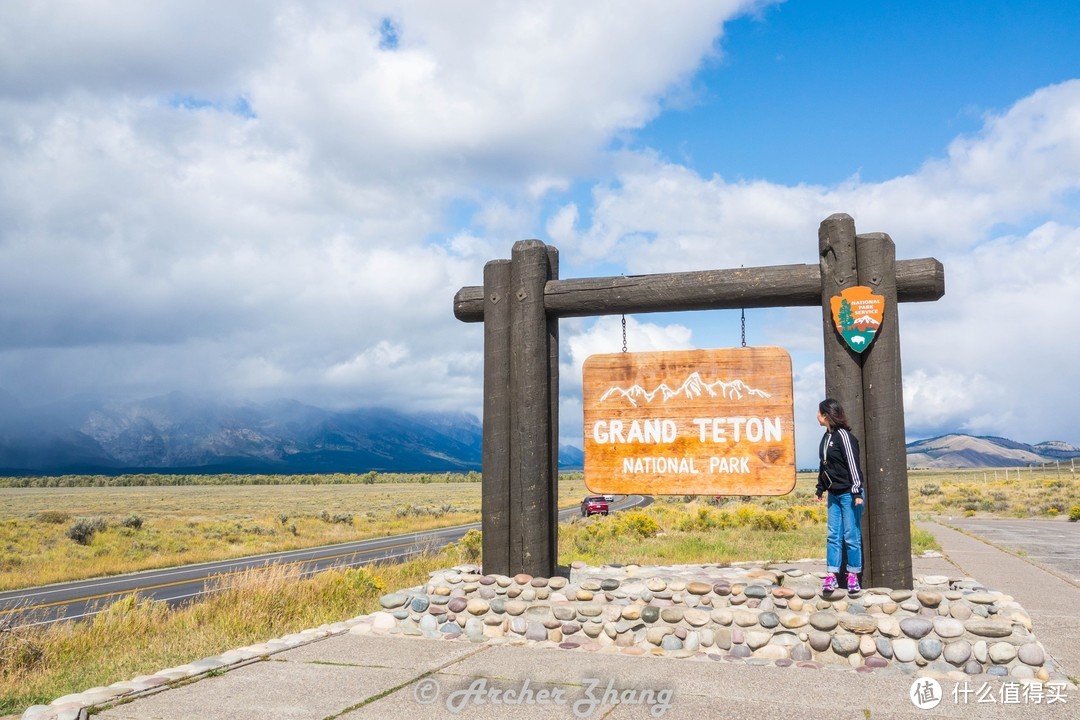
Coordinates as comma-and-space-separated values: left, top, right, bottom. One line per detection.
621, 314, 628, 353
739, 264, 747, 348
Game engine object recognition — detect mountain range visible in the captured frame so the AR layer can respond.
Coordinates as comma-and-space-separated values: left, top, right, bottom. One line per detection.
0, 391, 584, 475
905, 434, 1080, 469
1, 390, 1075, 475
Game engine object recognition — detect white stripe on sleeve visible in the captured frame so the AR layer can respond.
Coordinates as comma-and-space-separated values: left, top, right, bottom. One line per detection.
838, 429, 862, 495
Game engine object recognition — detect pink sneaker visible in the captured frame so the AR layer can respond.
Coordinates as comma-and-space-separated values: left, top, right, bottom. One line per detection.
822, 573, 838, 592
847, 573, 861, 593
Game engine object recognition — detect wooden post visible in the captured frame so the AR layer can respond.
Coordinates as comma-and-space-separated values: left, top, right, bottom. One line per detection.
509, 240, 556, 577
857, 232, 913, 589
546, 246, 560, 569
819, 214, 867, 444
819, 213, 869, 585
481, 259, 512, 575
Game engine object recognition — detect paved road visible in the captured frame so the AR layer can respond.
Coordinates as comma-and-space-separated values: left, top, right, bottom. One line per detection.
0, 495, 650, 628
940, 516, 1080, 585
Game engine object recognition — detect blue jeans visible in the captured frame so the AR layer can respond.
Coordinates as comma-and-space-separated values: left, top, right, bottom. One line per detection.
826, 492, 863, 574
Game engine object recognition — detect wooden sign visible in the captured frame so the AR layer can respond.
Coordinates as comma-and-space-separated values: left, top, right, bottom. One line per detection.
830, 286, 885, 353
582, 347, 795, 496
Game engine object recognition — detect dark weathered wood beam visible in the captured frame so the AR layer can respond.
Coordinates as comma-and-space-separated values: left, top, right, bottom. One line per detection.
508, 240, 556, 578
819, 213, 869, 585
454, 258, 944, 323
857, 232, 914, 590
480, 259, 511, 576
545, 247, 560, 568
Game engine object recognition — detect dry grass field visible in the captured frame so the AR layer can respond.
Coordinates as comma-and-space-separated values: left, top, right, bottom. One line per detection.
903, 467, 1079, 518
0, 475, 589, 591
3, 467, 1076, 592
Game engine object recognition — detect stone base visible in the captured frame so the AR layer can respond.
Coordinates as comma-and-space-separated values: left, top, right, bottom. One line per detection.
366, 562, 1074, 687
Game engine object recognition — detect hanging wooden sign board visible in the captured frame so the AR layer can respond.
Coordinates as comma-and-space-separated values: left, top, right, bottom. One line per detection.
582, 347, 796, 496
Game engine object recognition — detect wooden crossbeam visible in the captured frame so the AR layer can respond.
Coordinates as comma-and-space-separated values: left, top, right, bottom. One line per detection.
454, 258, 944, 322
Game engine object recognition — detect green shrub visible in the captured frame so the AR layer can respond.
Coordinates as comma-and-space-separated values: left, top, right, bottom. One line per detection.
919, 483, 941, 496
610, 511, 660, 539
119, 514, 144, 530
343, 567, 385, 595
1069, 506, 1080, 522
35, 510, 70, 524
675, 502, 823, 533
66, 517, 108, 545
315, 510, 352, 524
456, 529, 482, 562
676, 507, 717, 532
751, 510, 795, 532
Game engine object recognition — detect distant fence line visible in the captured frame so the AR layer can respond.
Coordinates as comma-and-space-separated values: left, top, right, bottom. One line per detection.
979, 458, 1077, 482
906, 460, 1077, 482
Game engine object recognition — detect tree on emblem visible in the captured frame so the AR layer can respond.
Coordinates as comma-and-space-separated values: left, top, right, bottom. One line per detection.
838, 299, 854, 331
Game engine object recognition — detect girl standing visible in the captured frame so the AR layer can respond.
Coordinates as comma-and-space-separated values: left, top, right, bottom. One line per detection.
815, 398, 864, 593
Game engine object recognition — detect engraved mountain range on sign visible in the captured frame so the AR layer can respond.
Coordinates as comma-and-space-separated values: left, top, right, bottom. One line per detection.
598, 372, 770, 407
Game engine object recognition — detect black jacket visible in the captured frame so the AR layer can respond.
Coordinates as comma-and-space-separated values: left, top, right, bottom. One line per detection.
816, 427, 863, 498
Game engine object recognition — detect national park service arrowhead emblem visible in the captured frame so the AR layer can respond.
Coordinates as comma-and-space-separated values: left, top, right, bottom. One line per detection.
831, 286, 884, 353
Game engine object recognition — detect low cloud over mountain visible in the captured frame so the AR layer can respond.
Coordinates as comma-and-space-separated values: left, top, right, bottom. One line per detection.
0, 392, 583, 475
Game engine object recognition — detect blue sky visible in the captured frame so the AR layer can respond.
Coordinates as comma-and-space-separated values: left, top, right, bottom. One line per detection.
637, 1, 1079, 185
1, 1, 1078, 468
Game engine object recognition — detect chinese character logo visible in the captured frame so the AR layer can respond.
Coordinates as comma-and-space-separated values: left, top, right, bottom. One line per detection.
830, 286, 884, 353
910, 678, 942, 709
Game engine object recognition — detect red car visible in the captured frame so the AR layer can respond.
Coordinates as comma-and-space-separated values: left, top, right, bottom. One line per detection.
580, 495, 610, 517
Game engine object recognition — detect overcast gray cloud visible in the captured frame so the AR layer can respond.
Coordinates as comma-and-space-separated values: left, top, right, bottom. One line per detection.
0, 0, 763, 416
1, 2, 1077, 468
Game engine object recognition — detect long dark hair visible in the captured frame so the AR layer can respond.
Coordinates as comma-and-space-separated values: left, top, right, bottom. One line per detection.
819, 398, 850, 431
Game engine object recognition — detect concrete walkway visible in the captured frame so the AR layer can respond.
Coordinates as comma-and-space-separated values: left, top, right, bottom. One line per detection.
917, 518, 1080, 684
67, 520, 1080, 719
936, 517, 1080, 585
